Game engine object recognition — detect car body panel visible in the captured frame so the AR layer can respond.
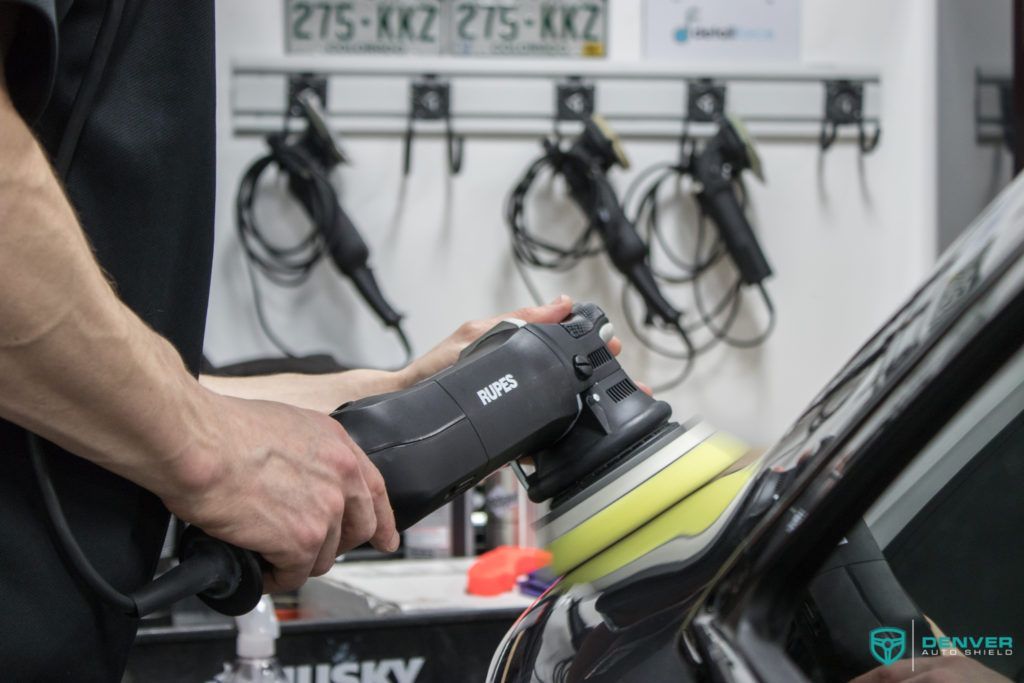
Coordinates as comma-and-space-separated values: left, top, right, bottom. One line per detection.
488, 175, 1024, 682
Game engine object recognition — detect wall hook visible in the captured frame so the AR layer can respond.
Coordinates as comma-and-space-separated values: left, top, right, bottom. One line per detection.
686, 78, 727, 123
287, 72, 328, 117
403, 75, 464, 175
820, 80, 879, 154
553, 76, 595, 138
858, 120, 881, 153
678, 78, 727, 164
997, 80, 1015, 152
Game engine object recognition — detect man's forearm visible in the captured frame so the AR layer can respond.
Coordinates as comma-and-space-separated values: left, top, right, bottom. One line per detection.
199, 368, 408, 414
0, 72, 212, 498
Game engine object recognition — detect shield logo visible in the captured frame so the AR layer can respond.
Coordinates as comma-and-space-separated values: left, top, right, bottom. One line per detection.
869, 627, 907, 666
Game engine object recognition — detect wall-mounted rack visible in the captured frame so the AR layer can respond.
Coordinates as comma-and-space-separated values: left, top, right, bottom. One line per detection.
230, 57, 882, 156
975, 70, 1012, 150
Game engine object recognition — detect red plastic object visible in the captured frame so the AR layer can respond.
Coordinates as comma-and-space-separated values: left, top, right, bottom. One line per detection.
467, 546, 552, 596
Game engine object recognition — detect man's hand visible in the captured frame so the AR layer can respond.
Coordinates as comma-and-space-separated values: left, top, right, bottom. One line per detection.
201, 295, 627, 413
401, 295, 623, 386
850, 656, 1011, 683
158, 394, 398, 593
0, 53, 395, 597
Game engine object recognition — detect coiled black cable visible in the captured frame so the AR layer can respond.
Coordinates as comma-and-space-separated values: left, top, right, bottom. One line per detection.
506, 140, 699, 390
235, 135, 412, 366
507, 144, 700, 387
625, 159, 776, 355
506, 142, 604, 273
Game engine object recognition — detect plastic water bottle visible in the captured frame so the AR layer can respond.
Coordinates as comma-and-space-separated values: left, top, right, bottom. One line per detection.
214, 596, 288, 683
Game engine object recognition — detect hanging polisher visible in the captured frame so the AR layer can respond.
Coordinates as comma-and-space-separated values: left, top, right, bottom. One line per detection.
35, 304, 747, 616
507, 117, 694, 348
690, 115, 772, 286
235, 89, 411, 360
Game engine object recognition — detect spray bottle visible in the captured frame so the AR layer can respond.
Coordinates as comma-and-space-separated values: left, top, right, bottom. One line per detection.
216, 596, 288, 683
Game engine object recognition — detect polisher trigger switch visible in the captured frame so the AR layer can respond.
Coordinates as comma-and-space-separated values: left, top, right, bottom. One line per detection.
599, 322, 614, 343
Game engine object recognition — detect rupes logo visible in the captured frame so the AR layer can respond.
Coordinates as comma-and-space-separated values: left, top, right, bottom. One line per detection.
870, 627, 907, 666
477, 374, 519, 406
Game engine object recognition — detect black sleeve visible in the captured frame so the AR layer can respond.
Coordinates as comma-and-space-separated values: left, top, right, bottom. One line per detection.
2, 0, 57, 124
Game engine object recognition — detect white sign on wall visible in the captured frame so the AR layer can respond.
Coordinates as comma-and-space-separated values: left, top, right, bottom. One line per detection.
643, 0, 801, 63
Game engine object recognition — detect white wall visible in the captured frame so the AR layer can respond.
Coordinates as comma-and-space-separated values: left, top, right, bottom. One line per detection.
936, 0, 1013, 251
206, 0, 939, 447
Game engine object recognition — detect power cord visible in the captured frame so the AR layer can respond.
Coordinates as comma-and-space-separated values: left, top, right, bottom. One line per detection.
505, 121, 699, 390
236, 118, 412, 368
505, 142, 603, 273
623, 121, 776, 363
29, 433, 138, 615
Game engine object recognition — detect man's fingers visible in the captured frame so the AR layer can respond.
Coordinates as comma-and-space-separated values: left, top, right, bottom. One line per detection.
335, 430, 399, 553
262, 559, 312, 594
507, 294, 573, 324
311, 517, 343, 577
359, 457, 400, 553
336, 479, 379, 554
262, 569, 305, 595
607, 336, 623, 356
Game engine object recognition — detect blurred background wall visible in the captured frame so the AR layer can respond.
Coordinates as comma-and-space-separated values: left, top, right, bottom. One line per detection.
205, 0, 1011, 447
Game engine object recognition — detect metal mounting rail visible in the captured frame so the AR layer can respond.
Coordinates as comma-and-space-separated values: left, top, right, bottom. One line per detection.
229, 57, 882, 151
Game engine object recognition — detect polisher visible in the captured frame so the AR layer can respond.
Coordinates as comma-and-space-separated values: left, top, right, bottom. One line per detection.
34, 303, 748, 616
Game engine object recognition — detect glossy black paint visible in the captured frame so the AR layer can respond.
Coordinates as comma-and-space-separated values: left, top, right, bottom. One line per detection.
489, 179, 1024, 682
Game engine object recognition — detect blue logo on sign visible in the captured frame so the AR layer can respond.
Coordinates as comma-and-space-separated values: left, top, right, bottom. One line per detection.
674, 7, 698, 43
870, 627, 907, 666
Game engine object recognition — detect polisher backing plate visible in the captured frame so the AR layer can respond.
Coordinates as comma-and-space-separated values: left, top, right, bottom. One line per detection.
539, 423, 748, 575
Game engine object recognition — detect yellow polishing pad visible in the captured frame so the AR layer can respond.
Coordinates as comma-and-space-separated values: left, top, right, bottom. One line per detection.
563, 465, 756, 586
545, 431, 748, 575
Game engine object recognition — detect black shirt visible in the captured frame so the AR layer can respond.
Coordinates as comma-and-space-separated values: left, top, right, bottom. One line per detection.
1, 1, 215, 680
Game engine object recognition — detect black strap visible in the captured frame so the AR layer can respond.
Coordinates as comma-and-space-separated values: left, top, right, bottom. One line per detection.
53, 0, 126, 177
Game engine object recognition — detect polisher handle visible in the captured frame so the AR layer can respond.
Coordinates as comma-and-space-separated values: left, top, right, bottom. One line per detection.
333, 321, 582, 530
693, 146, 772, 286
698, 183, 772, 285
559, 161, 682, 326
335, 301, 673, 523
